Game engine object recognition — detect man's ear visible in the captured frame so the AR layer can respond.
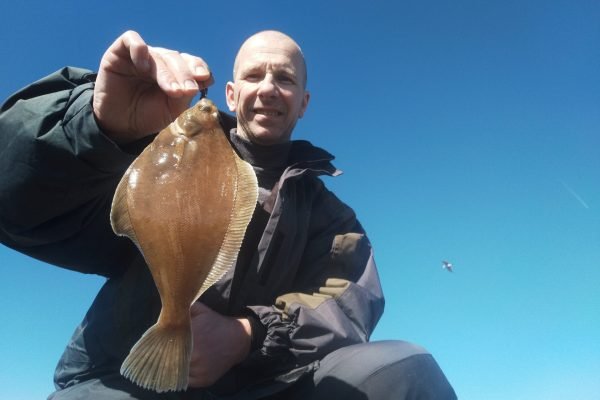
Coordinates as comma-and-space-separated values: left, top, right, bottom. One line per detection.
225, 82, 236, 112
298, 91, 310, 118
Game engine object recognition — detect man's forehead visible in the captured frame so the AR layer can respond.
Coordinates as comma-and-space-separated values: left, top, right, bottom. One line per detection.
236, 46, 302, 73
239, 52, 298, 70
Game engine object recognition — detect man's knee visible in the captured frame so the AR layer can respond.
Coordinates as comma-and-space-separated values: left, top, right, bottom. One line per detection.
315, 340, 428, 380
314, 340, 457, 400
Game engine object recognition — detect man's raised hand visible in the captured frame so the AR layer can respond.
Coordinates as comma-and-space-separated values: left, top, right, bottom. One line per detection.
93, 30, 214, 144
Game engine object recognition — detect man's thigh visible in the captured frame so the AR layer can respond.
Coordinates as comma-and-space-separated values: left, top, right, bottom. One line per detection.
47, 374, 190, 400
281, 340, 457, 400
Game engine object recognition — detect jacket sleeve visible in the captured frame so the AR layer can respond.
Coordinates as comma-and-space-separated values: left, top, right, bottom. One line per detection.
247, 183, 385, 369
0, 67, 141, 277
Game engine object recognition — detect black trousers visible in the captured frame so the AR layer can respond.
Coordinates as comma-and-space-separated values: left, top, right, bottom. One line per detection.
271, 340, 456, 400
49, 341, 456, 400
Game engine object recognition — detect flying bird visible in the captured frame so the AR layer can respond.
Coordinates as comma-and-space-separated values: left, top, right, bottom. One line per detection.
442, 260, 453, 272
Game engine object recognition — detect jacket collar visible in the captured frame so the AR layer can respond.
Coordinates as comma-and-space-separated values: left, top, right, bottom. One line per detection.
287, 140, 341, 177
219, 110, 341, 178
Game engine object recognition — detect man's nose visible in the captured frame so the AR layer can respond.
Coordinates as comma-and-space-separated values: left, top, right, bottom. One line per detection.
257, 75, 278, 97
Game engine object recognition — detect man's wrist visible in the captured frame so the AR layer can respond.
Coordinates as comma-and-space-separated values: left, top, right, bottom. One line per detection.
242, 311, 267, 353
234, 317, 252, 363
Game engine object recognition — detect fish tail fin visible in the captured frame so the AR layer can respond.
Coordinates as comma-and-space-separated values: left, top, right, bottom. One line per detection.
120, 320, 192, 393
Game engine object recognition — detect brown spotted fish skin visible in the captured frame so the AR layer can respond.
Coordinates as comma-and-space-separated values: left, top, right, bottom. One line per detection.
110, 98, 258, 393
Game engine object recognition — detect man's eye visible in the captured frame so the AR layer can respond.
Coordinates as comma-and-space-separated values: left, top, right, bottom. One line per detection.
244, 73, 262, 82
277, 75, 295, 84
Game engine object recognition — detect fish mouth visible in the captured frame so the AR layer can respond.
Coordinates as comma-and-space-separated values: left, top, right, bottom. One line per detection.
197, 97, 216, 113
197, 100, 218, 119
199, 104, 214, 112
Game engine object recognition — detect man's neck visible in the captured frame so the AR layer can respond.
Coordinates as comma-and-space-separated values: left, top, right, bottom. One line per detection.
230, 129, 291, 170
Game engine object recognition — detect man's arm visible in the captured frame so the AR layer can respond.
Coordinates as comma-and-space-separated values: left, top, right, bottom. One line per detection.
0, 30, 214, 275
0, 67, 141, 275
247, 187, 385, 371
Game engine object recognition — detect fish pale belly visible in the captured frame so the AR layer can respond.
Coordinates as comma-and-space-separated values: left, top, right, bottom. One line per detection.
115, 124, 237, 317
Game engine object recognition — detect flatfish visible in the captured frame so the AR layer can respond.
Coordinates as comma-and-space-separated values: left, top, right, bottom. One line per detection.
110, 98, 258, 392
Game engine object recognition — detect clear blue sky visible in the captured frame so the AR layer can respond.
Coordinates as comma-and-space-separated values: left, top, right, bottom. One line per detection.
1, 1, 599, 399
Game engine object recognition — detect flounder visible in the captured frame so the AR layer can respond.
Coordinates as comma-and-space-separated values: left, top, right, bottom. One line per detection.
110, 98, 258, 392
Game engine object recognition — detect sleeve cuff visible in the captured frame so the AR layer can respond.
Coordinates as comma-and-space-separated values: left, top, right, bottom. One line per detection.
243, 308, 267, 352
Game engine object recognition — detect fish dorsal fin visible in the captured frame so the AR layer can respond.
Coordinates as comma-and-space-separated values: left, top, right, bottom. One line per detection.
195, 152, 258, 299
110, 166, 140, 247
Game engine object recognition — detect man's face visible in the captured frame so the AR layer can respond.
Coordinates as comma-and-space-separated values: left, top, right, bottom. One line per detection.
226, 35, 310, 145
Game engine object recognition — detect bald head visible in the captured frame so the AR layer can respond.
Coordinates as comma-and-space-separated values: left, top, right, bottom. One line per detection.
225, 30, 310, 145
233, 30, 307, 88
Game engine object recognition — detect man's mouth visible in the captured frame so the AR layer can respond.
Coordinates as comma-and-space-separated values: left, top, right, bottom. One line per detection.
253, 108, 283, 117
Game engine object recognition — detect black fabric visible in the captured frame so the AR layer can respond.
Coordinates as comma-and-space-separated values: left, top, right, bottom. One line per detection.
0, 68, 455, 400
244, 311, 268, 353
272, 341, 457, 400
47, 341, 457, 400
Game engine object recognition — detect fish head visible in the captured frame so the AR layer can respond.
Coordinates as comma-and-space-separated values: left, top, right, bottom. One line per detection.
177, 98, 221, 137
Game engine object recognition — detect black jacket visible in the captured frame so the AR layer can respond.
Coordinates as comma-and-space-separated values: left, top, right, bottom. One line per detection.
0, 67, 384, 396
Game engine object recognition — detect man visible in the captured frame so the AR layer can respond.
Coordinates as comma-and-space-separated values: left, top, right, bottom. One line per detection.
0, 30, 456, 399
